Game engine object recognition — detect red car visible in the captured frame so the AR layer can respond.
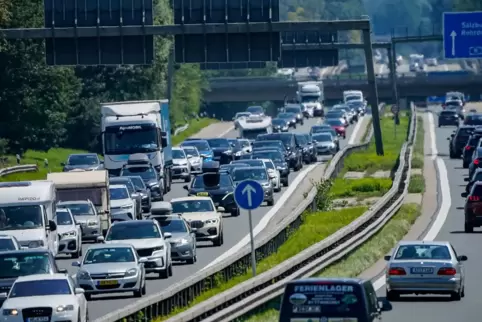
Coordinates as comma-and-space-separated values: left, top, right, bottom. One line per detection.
324, 119, 346, 139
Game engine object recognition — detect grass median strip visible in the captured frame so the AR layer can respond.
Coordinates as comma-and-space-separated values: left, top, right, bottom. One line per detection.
241, 203, 422, 322
408, 174, 425, 193
331, 178, 392, 198
0, 118, 216, 181
412, 116, 424, 169
157, 206, 368, 321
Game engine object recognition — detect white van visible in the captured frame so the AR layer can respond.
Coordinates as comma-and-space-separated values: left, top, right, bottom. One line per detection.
343, 90, 364, 104
0, 181, 58, 256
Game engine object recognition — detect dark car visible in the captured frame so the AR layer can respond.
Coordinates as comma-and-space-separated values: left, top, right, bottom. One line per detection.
257, 133, 303, 171
438, 110, 459, 127
448, 125, 476, 158
0, 250, 67, 306
464, 168, 482, 194
227, 138, 245, 159
277, 112, 297, 128
347, 100, 366, 115
284, 106, 304, 125
443, 100, 464, 119
324, 118, 347, 139
120, 154, 164, 201
184, 162, 240, 217
310, 125, 332, 135
206, 138, 235, 165
251, 148, 289, 186
462, 182, 482, 232
468, 147, 482, 178
220, 163, 250, 177
62, 153, 103, 172
272, 118, 290, 132
464, 113, 482, 126
462, 134, 482, 168
122, 175, 152, 212
110, 177, 143, 219
311, 127, 340, 150
295, 133, 317, 163
246, 105, 264, 116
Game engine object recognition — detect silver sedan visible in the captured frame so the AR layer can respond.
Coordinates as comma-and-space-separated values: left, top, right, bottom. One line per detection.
384, 240, 467, 301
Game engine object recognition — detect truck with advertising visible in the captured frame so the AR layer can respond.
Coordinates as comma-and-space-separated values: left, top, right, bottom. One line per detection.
296, 81, 324, 117
100, 100, 172, 195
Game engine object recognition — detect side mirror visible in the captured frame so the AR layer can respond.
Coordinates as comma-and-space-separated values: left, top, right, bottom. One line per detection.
74, 288, 85, 295
378, 298, 392, 312
384, 255, 391, 261
447, 137, 451, 140
48, 220, 57, 231
58, 268, 68, 274
217, 206, 225, 212
0, 293, 7, 299
461, 192, 468, 198
183, 185, 189, 191
451, 134, 455, 137
186, 154, 193, 159
139, 257, 148, 263
71, 261, 81, 267
163, 232, 172, 239
96, 236, 105, 243
60, 162, 65, 166
458, 255, 468, 261
464, 178, 470, 182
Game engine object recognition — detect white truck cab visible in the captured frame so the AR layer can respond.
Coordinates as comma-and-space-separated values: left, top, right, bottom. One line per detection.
297, 82, 324, 117
343, 90, 364, 104
0, 181, 58, 256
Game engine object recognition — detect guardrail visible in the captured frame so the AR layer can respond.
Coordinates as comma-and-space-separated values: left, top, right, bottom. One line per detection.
174, 123, 190, 136
94, 104, 387, 322
0, 164, 38, 177
163, 104, 415, 322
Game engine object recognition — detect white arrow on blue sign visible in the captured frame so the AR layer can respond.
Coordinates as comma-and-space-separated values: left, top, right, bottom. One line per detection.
234, 180, 264, 210
443, 11, 482, 59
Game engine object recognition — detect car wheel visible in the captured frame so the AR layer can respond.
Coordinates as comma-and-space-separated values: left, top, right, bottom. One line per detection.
463, 161, 469, 168
133, 288, 142, 298
231, 208, 240, 217
186, 256, 195, 264
213, 232, 223, 246
141, 281, 147, 295
464, 222, 473, 233
461, 286, 465, 297
168, 262, 173, 276
159, 268, 169, 279
451, 290, 462, 301
449, 149, 456, 159
386, 290, 399, 301
267, 198, 274, 206
184, 176, 191, 183
72, 248, 80, 259
283, 179, 289, 187
85, 293, 91, 301
275, 185, 281, 192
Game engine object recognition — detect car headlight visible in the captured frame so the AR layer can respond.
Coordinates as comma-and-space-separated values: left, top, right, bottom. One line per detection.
152, 246, 165, 254
262, 182, 271, 188
28, 240, 44, 248
125, 268, 138, 277
56, 305, 75, 312
234, 151, 242, 157
121, 204, 133, 210
204, 218, 219, 224
174, 238, 190, 246
77, 270, 90, 280
282, 126, 288, 130
3, 309, 18, 316
223, 150, 232, 155
62, 230, 77, 238
191, 159, 201, 165
87, 220, 99, 226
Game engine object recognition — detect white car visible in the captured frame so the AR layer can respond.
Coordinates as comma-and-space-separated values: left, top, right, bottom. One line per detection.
99, 220, 173, 279
0, 235, 23, 251
238, 139, 252, 154
172, 147, 191, 182
72, 243, 146, 300
260, 159, 281, 192
109, 184, 136, 221
171, 197, 224, 247
55, 208, 82, 258
1, 274, 88, 322
233, 112, 251, 129
426, 58, 438, 66
182, 146, 202, 174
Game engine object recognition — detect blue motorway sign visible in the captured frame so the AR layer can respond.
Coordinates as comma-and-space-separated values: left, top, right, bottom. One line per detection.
234, 180, 264, 210
427, 96, 445, 103
443, 11, 482, 59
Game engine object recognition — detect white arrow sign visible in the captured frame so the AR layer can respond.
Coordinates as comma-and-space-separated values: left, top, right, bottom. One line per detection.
450, 30, 457, 56
242, 184, 256, 207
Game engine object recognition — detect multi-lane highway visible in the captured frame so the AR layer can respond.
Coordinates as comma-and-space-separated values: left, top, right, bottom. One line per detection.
59, 116, 361, 319
377, 103, 482, 322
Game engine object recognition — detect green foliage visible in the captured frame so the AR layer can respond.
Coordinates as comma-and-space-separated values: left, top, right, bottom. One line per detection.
412, 116, 425, 169
331, 178, 393, 198
408, 174, 425, 193
171, 118, 217, 146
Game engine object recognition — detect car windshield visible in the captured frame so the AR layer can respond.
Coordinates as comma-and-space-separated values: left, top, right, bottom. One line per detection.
239, 140, 250, 148
154, 218, 188, 233
446, 101, 460, 106
55, 211, 73, 225
110, 179, 134, 193
326, 111, 344, 117
313, 134, 333, 142
232, 160, 265, 167
121, 166, 157, 180
252, 141, 284, 150
247, 106, 263, 114
0, 253, 51, 278
258, 135, 292, 146
182, 140, 210, 151
296, 135, 308, 145
10, 279, 71, 298
272, 119, 286, 126
182, 147, 199, 157
278, 113, 294, 119
171, 200, 215, 213
252, 151, 283, 162
285, 107, 301, 114
109, 187, 129, 200
208, 139, 230, 148
441, 111, 456, 116
83, 247, 135, 264
394, 244, 451, 260
0, 205, 43, 230
325, 119, 344, 126
67, 155, 98, 166
236, 113, 251, 118
58, 203, 94, 216
300, 96, 319, 103
106, 222, 161, 240
126, 176, 146, 190
311, 126, 330, 133
172, 149, 186, 159
263, 161, 275, 169
0, 239, 15, 251
232, 168, 268, 181
191, 173, 232, 188
346, 95, 361, 102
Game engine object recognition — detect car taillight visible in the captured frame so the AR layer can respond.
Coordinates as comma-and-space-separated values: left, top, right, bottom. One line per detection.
468, 195, 480, 201
437, 267, 456, 275
474, 159, 480, 165
388, 267, 406, 275
466, 146, 472, 150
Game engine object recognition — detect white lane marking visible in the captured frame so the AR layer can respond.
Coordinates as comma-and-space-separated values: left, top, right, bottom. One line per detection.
373, 112, 451, 291
428, 112, 437, 160
348, 116, 366, 145
217, 126, 235, 138
443, 64, 449, 71
203, 120, 363, 270
204, 163, 318, 269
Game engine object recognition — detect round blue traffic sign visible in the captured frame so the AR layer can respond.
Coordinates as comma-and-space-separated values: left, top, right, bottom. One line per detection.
234, 180, 264, 210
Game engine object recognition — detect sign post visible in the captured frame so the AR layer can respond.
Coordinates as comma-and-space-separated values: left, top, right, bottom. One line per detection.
391, 105, 400, 138
443, 11, 482, 60
234, 180, 264, 277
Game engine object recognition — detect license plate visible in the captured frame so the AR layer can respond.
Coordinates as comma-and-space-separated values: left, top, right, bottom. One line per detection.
28, 318, 49, 322
196, 192, 209, 196
98, 280, 118, 286
411, 267, 434, 274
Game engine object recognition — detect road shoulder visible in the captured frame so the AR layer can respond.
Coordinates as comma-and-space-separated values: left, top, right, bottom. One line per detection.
190, 122, 234, 139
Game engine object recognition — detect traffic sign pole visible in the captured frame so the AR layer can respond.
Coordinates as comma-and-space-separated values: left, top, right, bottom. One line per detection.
234, 180, 265, 277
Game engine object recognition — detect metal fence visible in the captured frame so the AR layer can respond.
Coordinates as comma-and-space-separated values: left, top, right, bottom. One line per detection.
0, 164, 38, 177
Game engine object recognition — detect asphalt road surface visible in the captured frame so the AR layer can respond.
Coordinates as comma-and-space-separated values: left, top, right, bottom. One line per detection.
378, 103, 482, 322
58, 116, 360, 319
